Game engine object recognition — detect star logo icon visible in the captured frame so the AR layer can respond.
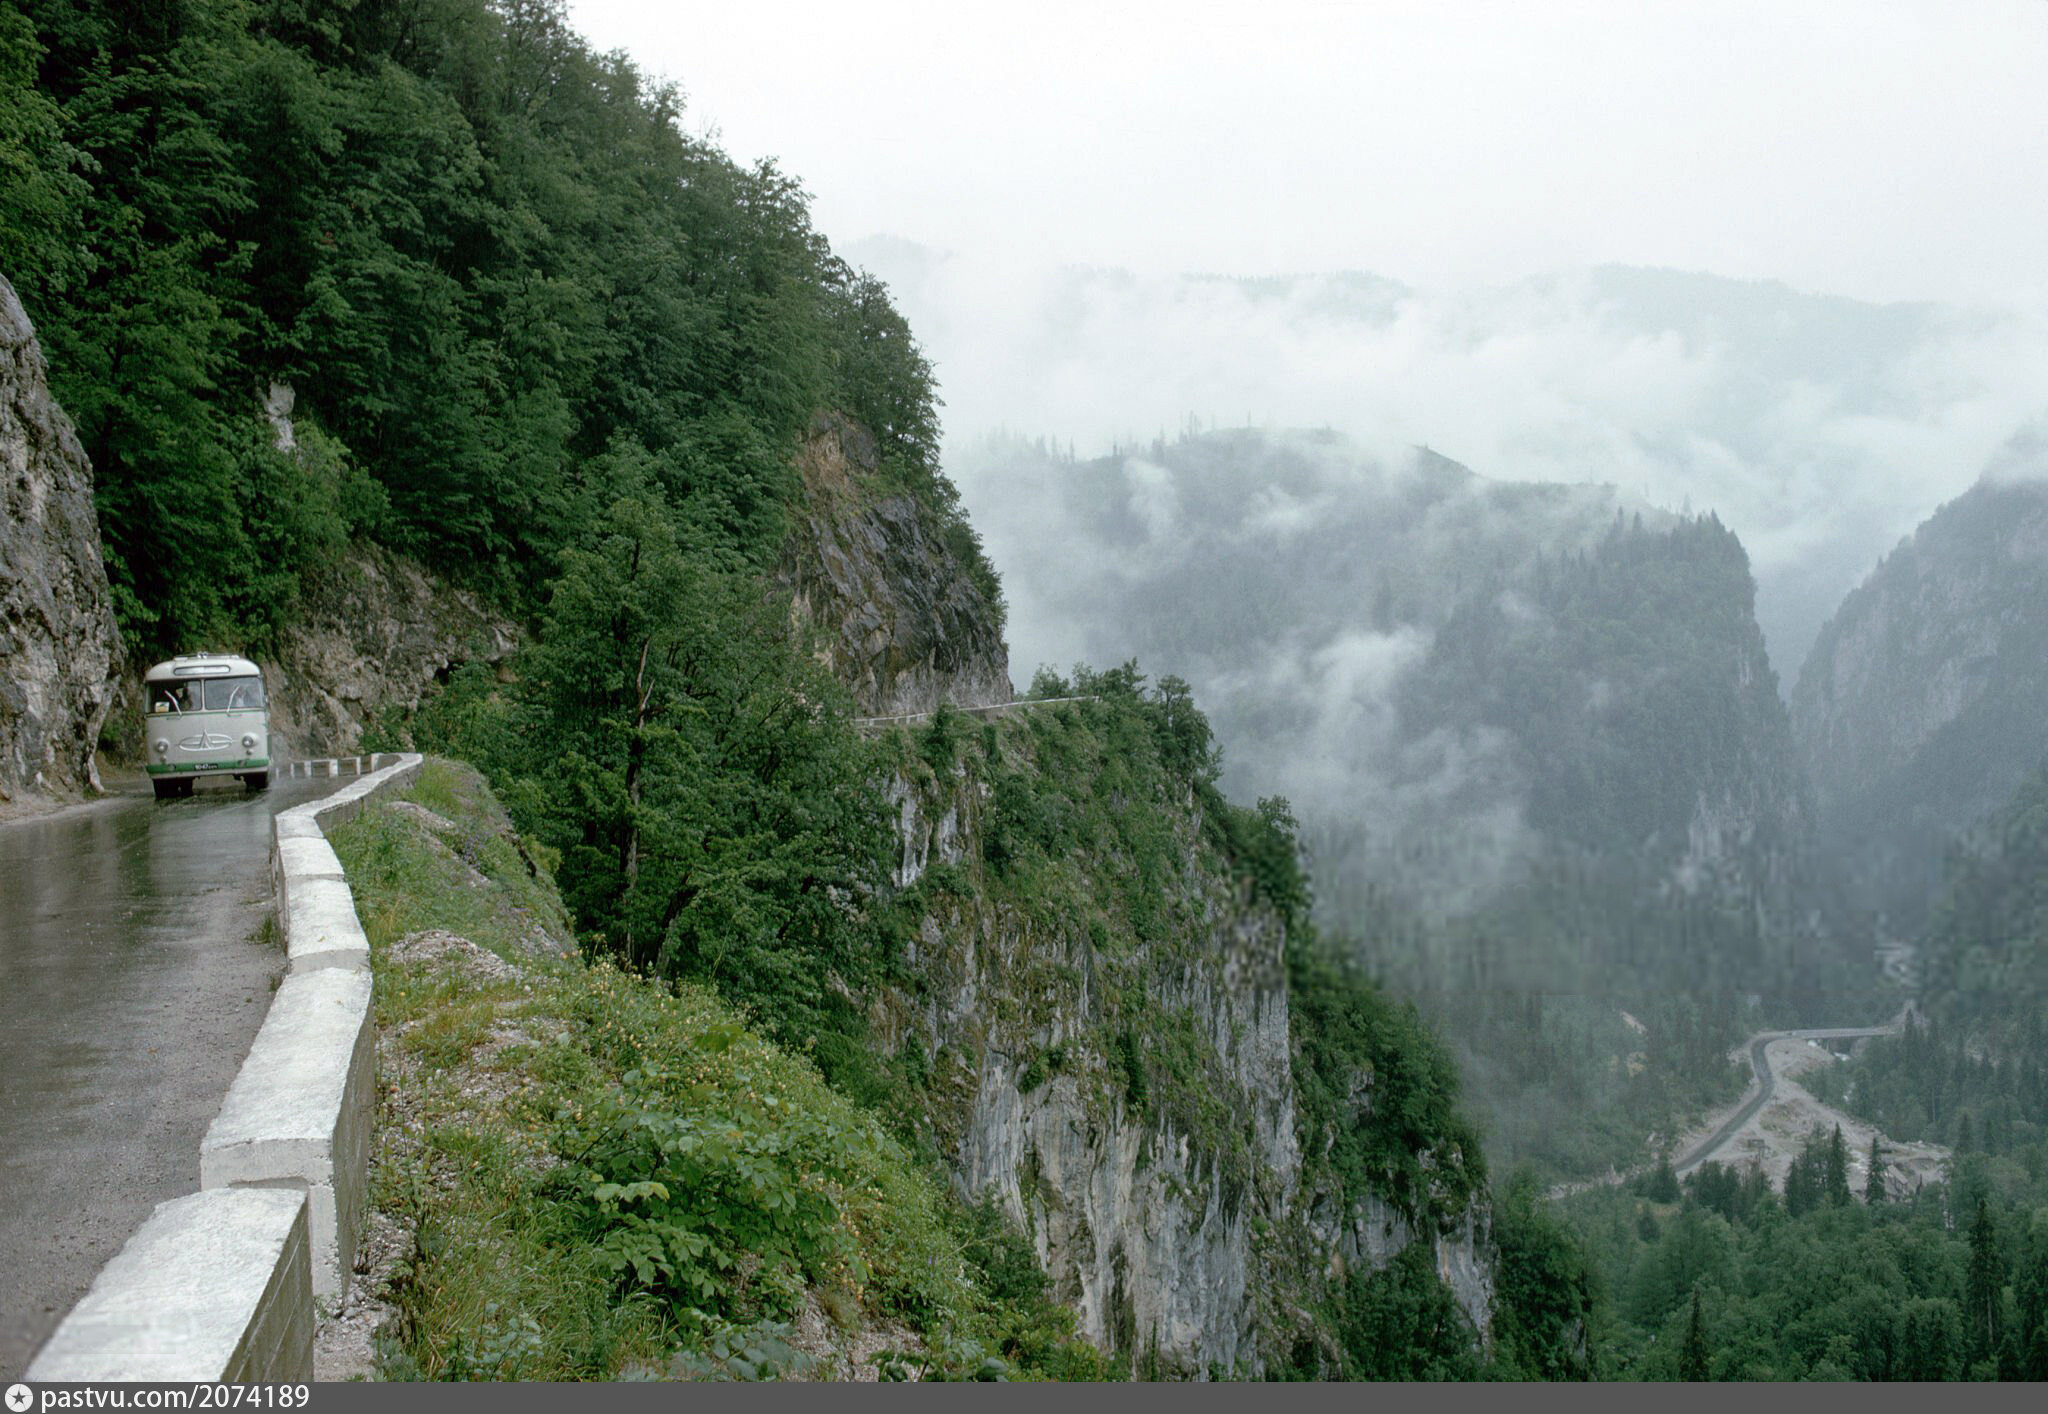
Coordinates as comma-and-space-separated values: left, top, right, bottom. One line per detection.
5, 1384, 33, 1413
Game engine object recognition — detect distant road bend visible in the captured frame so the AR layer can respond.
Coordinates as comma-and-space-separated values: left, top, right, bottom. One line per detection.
853, 695, 1097, 729
1671, 1013, 1913, 1177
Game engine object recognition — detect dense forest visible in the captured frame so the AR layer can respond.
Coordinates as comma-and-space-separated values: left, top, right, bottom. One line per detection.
1559, 1137, 2048, 1380
2, 0, 987, 659
1803, 763, 2048, 1160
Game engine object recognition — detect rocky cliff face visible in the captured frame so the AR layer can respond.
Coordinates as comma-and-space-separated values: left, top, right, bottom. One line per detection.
777, 413, 1010, 717
769, 411, 1504, 1374
262, 544, 520, 757
0, 273, 118, 802
1660, 628, 1813, 924
879, 740, 1492, 1375
1361, 514, 1828, 1000
1792, 470, 2048, 932
881, 759, 1294, 1371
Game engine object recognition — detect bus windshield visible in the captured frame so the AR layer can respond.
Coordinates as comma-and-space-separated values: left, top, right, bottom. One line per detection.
201, 676, 265, 711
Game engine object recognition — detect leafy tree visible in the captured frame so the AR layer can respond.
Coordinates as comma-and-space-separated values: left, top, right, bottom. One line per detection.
1488, 1174, 1596, 1379
1627, 1206, 1733, 1330
1330, 1243, 1479, 1381
0, 5, 87, 293
503, 491, 890, 1048
1896, 1298, 1963, 1381
1288, 934, 1487, 1225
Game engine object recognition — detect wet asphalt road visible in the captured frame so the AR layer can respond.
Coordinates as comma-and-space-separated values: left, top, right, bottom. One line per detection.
0, 771, 337, 1377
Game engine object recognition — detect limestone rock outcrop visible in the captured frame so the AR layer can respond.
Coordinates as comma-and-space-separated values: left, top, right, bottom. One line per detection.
262, 545, 519, 758
0, 273, 118, 801
777, 412, 1010, 717
881, 758, 1493, 1375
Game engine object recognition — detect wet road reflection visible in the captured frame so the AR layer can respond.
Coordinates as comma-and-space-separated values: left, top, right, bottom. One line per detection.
0, 772, 336, 1376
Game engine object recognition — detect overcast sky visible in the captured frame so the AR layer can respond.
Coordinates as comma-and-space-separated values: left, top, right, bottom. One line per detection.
570, 0, 2048, 307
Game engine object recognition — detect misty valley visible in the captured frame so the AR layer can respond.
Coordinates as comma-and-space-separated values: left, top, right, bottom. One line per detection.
6, 0, 2048, 1385
959, 423, 2048, 1377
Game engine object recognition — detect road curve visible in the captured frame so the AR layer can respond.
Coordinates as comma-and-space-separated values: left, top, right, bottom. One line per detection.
1671, 1021, 1904, 1177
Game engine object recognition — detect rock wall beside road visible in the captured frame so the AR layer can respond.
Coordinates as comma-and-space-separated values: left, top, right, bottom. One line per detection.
262, 544, 519, 757
0, 271, 118, 802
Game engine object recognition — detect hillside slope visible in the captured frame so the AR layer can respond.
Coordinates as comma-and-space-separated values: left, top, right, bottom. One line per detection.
1792, 460, 2048, 938
1, 0, 1588, 1380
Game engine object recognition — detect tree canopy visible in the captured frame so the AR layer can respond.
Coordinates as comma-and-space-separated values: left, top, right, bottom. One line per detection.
3, 0, 966, 654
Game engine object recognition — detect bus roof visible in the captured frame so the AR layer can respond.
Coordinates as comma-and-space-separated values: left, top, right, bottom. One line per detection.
143, 653, 264, 681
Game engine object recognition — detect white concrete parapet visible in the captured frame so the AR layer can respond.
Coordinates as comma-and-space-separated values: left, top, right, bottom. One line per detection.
26, 1189, 313, 1381
272, 834, 345, 922
200, 968, 376, 1304
201, 751, 421, 1308
279, 875, 370, 973
268, 754, 423, 974
28, 751, 426, 1378
295, 754, 422, 830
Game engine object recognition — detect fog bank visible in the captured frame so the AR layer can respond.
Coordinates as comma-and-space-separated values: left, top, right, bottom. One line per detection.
853, 241, 2048, 682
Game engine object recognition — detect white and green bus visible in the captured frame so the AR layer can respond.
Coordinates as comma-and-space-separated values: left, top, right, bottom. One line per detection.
142, 654, 271, 798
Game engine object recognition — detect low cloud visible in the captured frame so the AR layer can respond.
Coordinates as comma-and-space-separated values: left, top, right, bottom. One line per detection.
1207, 627, 1539, 919
959, 427, 1607, 918
854, 241, 2048, 681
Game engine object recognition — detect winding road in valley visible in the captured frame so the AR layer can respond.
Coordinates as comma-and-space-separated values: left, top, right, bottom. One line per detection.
1671, 1017, 1909, 1177
1551, 1005, 1924, 1202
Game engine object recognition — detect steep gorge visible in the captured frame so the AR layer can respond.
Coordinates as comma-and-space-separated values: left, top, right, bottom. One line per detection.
785, 450, 1503, 1374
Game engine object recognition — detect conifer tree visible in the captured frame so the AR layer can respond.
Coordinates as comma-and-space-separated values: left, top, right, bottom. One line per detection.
1680, 1288, 1710, 1381
1824, 1124, 1852, 1206
1783, 1142, 1820, 1217
1966, 1196, 2003, 1365
2019, 1224, 2048, 1380
1864, 1135, 1887, 1204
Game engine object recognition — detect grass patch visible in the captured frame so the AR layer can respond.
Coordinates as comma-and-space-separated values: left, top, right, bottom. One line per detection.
333, 757, 1102, 1381
330, 757, 574, 966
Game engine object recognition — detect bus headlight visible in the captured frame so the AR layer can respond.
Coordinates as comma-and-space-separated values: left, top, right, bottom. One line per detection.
242, 734, 257, 752
153, 738, 169, 756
